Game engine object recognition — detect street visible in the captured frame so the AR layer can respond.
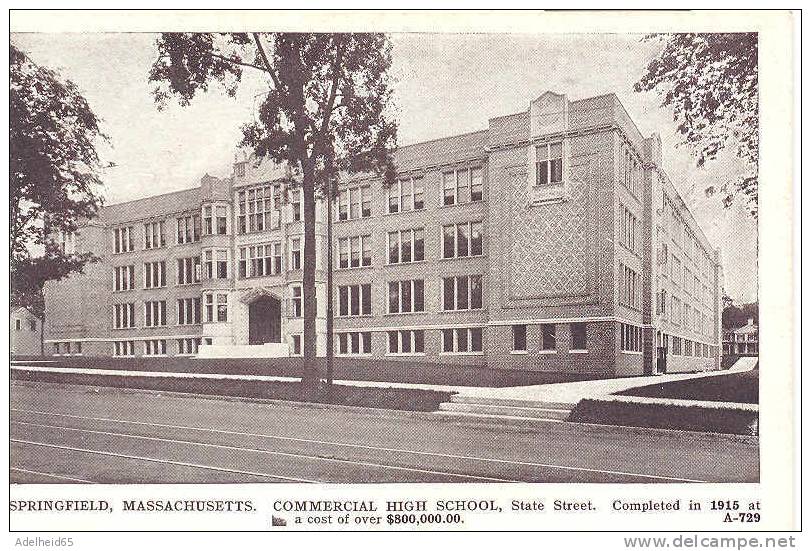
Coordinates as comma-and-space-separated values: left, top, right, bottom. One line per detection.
10, 381, 759, 484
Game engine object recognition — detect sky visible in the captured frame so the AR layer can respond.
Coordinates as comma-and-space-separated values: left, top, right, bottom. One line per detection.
11, 32, 758, 302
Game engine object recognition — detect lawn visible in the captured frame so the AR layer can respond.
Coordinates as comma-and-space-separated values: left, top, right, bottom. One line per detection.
615, 368, 759, 405
11, 369, 453, 412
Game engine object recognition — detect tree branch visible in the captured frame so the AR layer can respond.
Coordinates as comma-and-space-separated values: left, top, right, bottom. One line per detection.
252, 33, 282, 91
313, 37, 345, 161
208, 52, 269, 73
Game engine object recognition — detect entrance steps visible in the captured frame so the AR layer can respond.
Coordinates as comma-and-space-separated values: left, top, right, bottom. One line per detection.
436, 394, 576, 425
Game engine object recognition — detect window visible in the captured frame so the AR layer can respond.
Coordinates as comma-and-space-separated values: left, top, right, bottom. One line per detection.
387, 280, 424, 314
620, 323, 643, 353
291, 335, 302, 356
239, 243, 282, 278
15, 319, 21, 331
216, 205, 228, 235
619, 262, 641, 310
144, 339, 167, 356
177, 298, 201, 325
623, 147, 642, 198
387, 228, 425, 264
535, 142, 563, 186
74, 342, 82, 355
29, 319, 37, 331
291, 286, 303, 318
570, 322, 587, 351
203, 249, 229, 279
113, 303, 136, 329
338, 284, 372, 317
113, 226, 135, 254
177, 338, 201, 355
442, 275, 483, 311
338, 185, 371, 221
143, 261, 167, 289
442, 221, 483, 258
237, 185, 282, 234
441, 327, 483, 354
338, 235, 372, 269
144, 300, 167, 327
176, 214, 202, 244
290, 238, 301, 270
204, 293, 228, 323
337, 332, 372, 356
177, 257, 201, 285
114, 265, 135, 291
143, 220, 166, 249
113, 341, 135, 357
541, 324, 557, 351
619, 205, 638, 253
657, 289, 667, 317
387, 330, 425, 355
289, 188, 302, 222
442, 167, 483, 206
512, 325, 527, 352
203, 206, 213, 235
388, 177, 425, 213
58, 231, 75, 254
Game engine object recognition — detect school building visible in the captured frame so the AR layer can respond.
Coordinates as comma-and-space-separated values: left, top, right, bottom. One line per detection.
44, 91, 724, 377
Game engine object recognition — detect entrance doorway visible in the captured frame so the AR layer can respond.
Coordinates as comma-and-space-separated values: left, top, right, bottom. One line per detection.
248, 296, 281, 344
656, 332, 668, 374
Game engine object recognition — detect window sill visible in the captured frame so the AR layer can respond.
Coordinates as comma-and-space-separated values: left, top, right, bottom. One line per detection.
336, 265, 374, 272
382, 208, 427, 217
569, 349, 589, 354
384, 310, 426, 316
439, 254, 485, 262
334, 216, 373, 224
439, 308, 486, 314
438, 200, 485, 209
621, 350, 643, 356
385, 259, 428, 267
510, 350, 528, 355
386, 352, 426, 357
337, 353, 374, 357
538, 349, 557, 355
440, 351, 484, 356
144, 354, 168, 358
337, 314, 374, 319
113, 289, 136, 293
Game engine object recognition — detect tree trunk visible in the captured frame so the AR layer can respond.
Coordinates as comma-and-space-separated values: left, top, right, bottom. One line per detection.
325, 181, 335, 397
300, 164, 320, 399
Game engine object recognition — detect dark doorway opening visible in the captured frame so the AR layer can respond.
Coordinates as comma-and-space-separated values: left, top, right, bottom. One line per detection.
248, 296, 281, 344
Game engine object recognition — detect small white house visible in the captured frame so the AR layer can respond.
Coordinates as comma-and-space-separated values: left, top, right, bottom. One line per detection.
11, 307, 42, 356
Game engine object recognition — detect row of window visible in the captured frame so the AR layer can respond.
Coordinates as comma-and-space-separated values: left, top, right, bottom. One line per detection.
511, 323, 587, 352
619, 262, 641, 310
619, 204, 639, 254
115, 259, 200, 291
52, 341, 82, 355
622, 145, 643, 199
113, 209, 226, 254
670, 336, 717, 358
113, 295, 226, 328
666, 294, 713, 336
662, 196, 713, 280
112, 337, 213, 357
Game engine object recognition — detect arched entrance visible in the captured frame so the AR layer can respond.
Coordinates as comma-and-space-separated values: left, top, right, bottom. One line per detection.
248, 295, 281, 344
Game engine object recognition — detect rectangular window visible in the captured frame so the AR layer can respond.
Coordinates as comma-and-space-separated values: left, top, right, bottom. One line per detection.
512, 325, 527, 352
441, 167, 484, 206
337, 235, 372, 269
143, 261, 167, 289
337, 331, 372, 356
176, 257, 201, 285
618, 262, 641, 310
113, 226, 135, 254
216, 205, 228, 235
386, 229, 424, 264
114, 265, 135, 291
143, 300, 167, 328
176, 297, 201, 325
290, 334, 302, 356
143, 339, 167, 356
177, 338, 201, 355
620, 205, 638, 253
291, 286, 303, 318
386, 280, 425, 314
387, 177, 425, 214
541, 324, 557, 351
113, 341, 135, 357
441, 327, 484, 354
203, 249, 229, 280
442, 221, 483, 259
570, 322, 587, 351
203, 206, 213, 235
290, 238, 301, 270
203, 293, 227, 323
176, 213, 201, 244
338, 284, 372, 317
536, 142, 563, 186
113, 303, 136, 329
442, 275, 483, 311
620, 323, 643, 353
290, 188, 302, 222
387, 329, 425, 355
143, 221, 166, 250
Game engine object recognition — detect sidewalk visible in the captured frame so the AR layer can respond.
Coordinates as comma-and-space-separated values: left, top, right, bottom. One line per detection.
451, 357, 758, 406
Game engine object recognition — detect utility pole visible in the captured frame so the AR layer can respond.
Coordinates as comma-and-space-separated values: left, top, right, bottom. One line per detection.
325, 172, 335, 398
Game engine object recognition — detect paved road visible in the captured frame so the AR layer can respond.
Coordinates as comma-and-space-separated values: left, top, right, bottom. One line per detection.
10, 381, 759, 484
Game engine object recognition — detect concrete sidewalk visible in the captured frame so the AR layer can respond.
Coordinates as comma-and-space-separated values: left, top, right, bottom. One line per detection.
451, 357, 758, 406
